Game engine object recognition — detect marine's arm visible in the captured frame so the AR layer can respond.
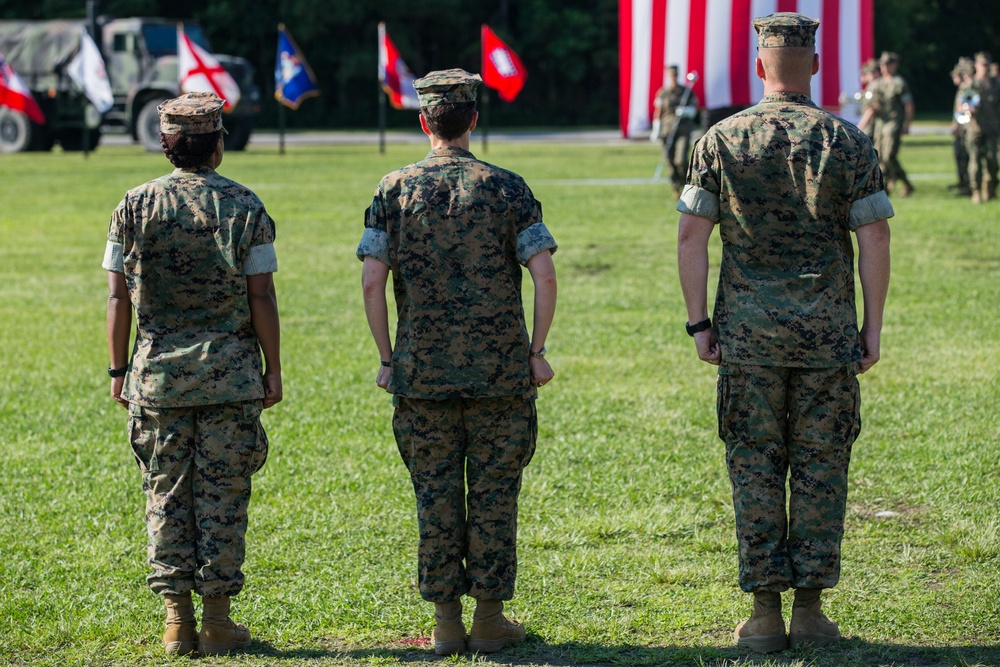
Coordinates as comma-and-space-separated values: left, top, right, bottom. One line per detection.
106, 270, 132, 408
247, 273, 283, 408
526, 250, 556, 386
677, 212, 721, 365
362, 257, 393, 390
854, 219, 891, 373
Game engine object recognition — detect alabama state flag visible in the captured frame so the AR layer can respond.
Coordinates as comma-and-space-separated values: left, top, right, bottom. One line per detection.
178, 25, 241, 111
481, 25, 527, 103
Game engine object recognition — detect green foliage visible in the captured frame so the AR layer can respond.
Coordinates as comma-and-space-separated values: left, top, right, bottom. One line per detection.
0, 131, 999, 667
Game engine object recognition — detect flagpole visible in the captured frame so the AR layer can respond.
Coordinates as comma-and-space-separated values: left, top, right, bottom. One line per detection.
278, 102, 286, 155
378, 80, 386, 155
481, 88, 489, 153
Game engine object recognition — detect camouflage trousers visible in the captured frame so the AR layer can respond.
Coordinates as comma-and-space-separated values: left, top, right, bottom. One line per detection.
127, 401, 268, 598
876, 123, 909, 186
965, 129, 998, 193
663, 129, 693, 188
716, 363, 861, 593
954, 126, 970, 188
393, 394, 537, 602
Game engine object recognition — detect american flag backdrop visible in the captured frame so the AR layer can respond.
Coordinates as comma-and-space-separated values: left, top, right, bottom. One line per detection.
619, 0, 875, 137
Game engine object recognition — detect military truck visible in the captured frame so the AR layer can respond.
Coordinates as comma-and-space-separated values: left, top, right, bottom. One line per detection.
0, 16, 259, 153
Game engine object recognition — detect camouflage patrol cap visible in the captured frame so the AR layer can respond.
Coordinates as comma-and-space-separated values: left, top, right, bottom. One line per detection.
412, 68, 481, 107
975, 51, 993, 65
879, 51, 899, 65
157, 92, 225, 135
753, 13, 819, 48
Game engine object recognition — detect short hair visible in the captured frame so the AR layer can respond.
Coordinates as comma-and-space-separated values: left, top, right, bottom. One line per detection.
667, 65, 679, 76
160, 130, 222, 168
759, 46, 814, 81
421, 102, 477, 141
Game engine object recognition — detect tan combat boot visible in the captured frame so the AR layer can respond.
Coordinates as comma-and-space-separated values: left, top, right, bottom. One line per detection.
789, 588, 840, 648
734, 591, 787, 653
468, 600, 526, 653
162, 593, 197, 655
198, 596, 252, 656
431, 600, 466, 655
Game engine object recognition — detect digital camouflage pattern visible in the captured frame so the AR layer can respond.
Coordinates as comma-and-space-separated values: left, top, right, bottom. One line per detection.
359, 139, 553, 603
412, 68, 481, 106
867, 73, 913, 185
158, 92, 224, 135
679, 91, 893, 367
129, 401, 268, 597
655, 82, 698, 187
393, 395, 536, 601
718, 364, 860, 592
960, 76, 1000, 194
106, 165, 276, 407
357, 145, 556, 399
752, 12, 818, 48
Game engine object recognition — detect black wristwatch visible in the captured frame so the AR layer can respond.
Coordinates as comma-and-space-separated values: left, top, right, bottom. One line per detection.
685, 318, 712, 336
529, 346, 546, 359
107, 366, 129, 378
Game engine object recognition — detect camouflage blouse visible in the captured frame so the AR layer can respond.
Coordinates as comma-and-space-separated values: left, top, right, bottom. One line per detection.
358, 146, 557, 399
105, 166, 277, 407
678, 92, 893, 367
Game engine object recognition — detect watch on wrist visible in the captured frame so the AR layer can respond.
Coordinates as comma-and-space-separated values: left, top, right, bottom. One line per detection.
685, 318, 712, 336
107, 366, 129, 378
529, 346, 546, 359
380, 359, 392, 367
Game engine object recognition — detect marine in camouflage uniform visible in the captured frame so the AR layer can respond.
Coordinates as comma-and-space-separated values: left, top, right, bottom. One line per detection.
867, 52, 915, 196
960, 52, 1000, 203
358, 69, 557, 655
950, 58, 974, 196
856, 59, 880, 143
654, 65, 700, 195
104, 93, 282, 656
676, 13, 892, 653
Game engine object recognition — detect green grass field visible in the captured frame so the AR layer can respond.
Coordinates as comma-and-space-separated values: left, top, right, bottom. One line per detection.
0, 130, 998, 667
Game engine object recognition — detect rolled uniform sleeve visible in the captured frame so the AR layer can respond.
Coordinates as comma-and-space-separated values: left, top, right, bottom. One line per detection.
514, 188, 556, 265
675, 136, 721, 222
243, 243, 278, 275
850, 138, 895, 230
240, 208, 278, 274
357, 186, 392, 265
102, 196, 127, 272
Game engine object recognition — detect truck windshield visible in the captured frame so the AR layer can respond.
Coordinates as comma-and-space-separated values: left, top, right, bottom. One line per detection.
141, 24, 212, 57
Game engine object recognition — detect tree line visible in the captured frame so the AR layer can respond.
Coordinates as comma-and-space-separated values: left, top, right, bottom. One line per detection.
3, 0, 997, 128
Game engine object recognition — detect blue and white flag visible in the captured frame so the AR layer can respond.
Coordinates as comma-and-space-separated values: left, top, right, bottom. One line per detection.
275, 24, 319, 110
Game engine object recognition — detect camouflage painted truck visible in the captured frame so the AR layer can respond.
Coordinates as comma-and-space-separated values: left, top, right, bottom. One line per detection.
0, 16, 259, 153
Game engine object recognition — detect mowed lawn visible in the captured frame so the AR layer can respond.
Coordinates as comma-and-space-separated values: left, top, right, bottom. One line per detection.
0, 131, 997, 667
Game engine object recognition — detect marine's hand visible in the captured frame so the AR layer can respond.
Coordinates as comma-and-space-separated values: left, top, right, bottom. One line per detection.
694, 328, 721, 365
859, 327, 881, 373
110, 376, 128, 409
375, 365, 392, 390
262, 371, 283, 408
530, 356, 554, 388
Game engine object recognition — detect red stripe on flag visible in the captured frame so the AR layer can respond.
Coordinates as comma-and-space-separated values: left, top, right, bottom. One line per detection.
648, 0, 667, 120
820, 0, 840, 108
619, 0, 633, 137
777, 0, 797, 12
860, 0, 874, 61
687, 0, 707, 104
729, 0, 752, 106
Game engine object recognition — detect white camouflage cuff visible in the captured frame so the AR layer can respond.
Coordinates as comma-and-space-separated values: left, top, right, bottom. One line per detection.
102, 241, 124, 272
850, 191, 894, 230
676, 185, 720, 222
243, 243, 278, 275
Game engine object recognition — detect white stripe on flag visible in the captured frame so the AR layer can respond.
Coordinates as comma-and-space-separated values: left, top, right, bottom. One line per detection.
839, 0, 862, 104
665, 0, 691, 79
628, 0, 653, 137
705, 0, 733, 108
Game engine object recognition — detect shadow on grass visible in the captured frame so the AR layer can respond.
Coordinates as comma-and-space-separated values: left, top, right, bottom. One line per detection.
329, 636, 1000, 667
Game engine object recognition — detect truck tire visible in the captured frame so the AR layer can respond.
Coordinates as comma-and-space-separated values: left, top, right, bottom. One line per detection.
223, 116, 252, 151
136, 96, 168, 152
0, 108, 34, 153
